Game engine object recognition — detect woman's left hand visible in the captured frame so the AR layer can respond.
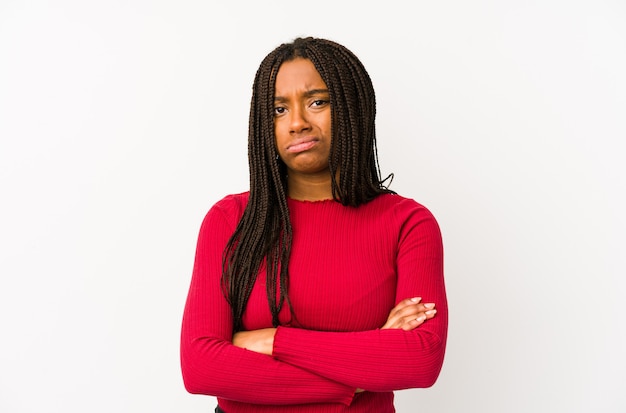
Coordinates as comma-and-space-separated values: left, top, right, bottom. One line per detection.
381, 297, 436, 331
232, 328, 277, 356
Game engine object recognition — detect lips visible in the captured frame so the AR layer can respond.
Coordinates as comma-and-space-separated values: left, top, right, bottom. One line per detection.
286, 137, 319, 154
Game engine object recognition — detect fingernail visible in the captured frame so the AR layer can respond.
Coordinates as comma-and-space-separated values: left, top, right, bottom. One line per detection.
410, 297, 421, 303
416, 315, 426, 322
424, 303, 435, 309
425, 309, 437, 316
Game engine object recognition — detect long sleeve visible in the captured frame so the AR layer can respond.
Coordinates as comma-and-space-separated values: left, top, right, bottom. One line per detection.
180, 195, 356, 406
271, 196, 448, 391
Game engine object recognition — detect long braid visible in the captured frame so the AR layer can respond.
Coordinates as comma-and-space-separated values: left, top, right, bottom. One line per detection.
222, 37, 394, 333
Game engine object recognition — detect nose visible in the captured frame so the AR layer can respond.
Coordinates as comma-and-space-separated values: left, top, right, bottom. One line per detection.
289, 105, 311, 134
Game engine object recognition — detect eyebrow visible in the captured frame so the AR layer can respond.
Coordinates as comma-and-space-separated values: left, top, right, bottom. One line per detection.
274, 88, 330, 102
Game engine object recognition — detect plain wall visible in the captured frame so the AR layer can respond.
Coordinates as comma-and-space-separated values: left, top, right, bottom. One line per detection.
1, 1, 624, 412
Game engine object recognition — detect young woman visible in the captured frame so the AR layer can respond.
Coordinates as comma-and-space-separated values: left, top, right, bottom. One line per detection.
181, 37, 448, 413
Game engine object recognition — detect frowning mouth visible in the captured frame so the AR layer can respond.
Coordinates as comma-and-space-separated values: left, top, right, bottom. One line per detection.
286, 138, 319, 154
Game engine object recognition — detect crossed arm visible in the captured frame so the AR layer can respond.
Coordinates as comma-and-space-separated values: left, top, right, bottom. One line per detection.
232, 297, 438, 395
232, 297, 437, 356
181, 196, 447, 405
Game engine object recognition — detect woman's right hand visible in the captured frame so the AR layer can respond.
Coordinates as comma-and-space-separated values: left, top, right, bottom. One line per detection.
381, 297, 436, 331
356, 299, 435, 394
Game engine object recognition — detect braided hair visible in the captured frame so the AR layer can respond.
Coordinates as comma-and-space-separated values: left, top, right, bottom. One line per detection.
222, 37, 394, 332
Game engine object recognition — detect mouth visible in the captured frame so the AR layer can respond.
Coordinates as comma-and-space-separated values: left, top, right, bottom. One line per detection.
286, 137, 319, 154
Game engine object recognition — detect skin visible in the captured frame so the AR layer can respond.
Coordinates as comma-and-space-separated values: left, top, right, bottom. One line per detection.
232, 58, 438, 391
273, 58, 334, 201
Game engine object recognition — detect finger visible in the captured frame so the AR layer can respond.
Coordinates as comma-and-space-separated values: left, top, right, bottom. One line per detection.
400, 314, 426, 331
407, 297, 422, 305
391, 299, 435, 317
384, 299, 438, 330
407, 309, 437, 325
385, 306, 423, 328
424, 308, 437, 319
391, 302, 436, 321
401, 308, 438, 330
384, 308, 438, 330
402, 303, 436, 319
390, 299, 424, 318
391, 297, 421, 313
403, 297, 422, 307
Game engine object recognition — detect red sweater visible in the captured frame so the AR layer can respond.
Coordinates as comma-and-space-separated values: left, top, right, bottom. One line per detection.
181, 192, 448, 412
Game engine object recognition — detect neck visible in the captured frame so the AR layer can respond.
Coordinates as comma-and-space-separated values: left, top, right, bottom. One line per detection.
287, 171, 334, 201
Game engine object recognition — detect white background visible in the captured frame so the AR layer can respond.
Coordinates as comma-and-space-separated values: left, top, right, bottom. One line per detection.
1, 1, 625, 412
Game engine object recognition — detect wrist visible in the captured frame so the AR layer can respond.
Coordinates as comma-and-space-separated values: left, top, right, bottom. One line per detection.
265, 327, 276, 356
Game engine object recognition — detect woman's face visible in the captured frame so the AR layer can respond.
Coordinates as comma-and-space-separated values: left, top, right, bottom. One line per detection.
273, 58, 332, 178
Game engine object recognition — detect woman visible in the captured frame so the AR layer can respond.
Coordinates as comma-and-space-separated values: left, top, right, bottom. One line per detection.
181, 37, 448, 413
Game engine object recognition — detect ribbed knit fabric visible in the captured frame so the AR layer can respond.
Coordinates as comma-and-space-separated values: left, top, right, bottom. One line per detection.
181, 192, 448, 413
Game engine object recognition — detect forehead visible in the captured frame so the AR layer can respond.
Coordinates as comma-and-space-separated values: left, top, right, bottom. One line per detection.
274, 58, 327, 94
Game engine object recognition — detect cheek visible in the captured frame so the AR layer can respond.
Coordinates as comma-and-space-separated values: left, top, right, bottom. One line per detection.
274, 117, 287, 137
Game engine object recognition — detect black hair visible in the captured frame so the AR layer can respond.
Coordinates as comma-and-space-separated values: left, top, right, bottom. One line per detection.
222, 37, 394, 332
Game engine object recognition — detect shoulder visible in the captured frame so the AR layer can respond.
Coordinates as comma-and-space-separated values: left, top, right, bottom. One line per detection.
211, 191, 250, 215
202, 191, 249, 230
373, 193, 442, 239
368, 194, 444, 252
372, 193, 438, 222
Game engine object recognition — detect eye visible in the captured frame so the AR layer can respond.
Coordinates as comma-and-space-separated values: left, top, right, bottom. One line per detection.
311, 99, 329, 107
274, 106, 286, 116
